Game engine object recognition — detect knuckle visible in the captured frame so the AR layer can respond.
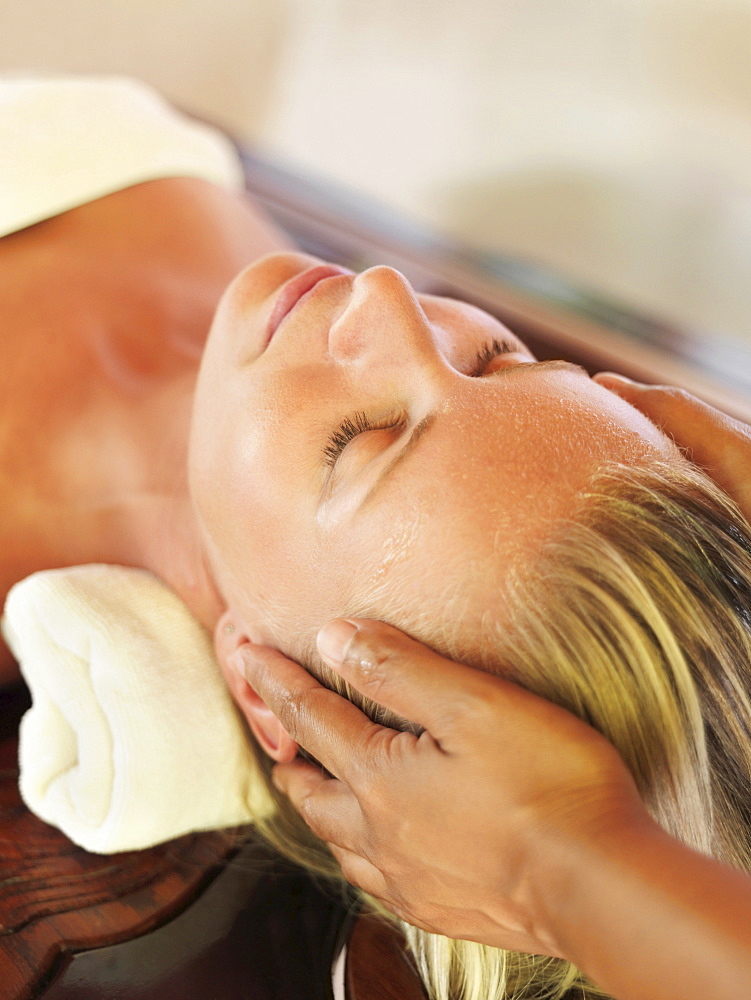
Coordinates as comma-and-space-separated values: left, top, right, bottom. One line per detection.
275, 687, 304, 741
276, 683, 336, 744
296, 793, 320, 829
355, 741, 415, 813
360, 729, 409, 788
445, 682, 498, 728
347, 633, 404, 697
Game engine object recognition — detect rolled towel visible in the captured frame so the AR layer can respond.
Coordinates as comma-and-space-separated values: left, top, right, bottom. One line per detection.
2, 565, 273, 854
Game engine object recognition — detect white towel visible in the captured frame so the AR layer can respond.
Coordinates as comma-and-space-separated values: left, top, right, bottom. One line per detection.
2, 565, 273, 854
0, 74, 245, 238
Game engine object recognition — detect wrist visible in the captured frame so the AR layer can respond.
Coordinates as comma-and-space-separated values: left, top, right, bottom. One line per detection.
508, 798, 659, 961
529, 814, 751, 1000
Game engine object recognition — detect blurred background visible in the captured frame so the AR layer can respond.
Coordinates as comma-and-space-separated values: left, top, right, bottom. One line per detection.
2, 0, 750, 344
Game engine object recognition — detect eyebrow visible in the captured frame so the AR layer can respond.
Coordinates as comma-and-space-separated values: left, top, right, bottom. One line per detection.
359, 358, 586, 510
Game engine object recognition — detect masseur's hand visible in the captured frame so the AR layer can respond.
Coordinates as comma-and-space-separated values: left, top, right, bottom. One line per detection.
234, 622, 648, 957
594, 372, 751, 522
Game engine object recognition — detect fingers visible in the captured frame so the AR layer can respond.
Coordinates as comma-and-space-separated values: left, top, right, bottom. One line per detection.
324, 844, 391, 901
271, 759, 393, 899
593, 373, 751, 447
233, 642, 392, 782
315, 618, 504, 742
594, 372, 751, 521
272, 759, 369, 848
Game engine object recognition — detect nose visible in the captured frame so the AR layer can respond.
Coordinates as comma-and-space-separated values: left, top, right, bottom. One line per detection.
328, 266, 443, 367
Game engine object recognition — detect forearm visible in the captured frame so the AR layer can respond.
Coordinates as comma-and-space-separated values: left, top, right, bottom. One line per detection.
539, 817, 751, 1000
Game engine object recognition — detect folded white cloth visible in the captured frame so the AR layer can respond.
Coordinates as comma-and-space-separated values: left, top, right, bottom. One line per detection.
0, 74, 245, 238
2, 565, 273, 854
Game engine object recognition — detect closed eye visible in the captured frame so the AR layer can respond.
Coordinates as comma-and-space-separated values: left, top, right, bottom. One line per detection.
467, 337, 519, 377
323, 410, 406, 468
324, 358, 586, 508
323, 336, 522, 467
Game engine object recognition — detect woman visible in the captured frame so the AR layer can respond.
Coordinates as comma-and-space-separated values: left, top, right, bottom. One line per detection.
3, 76, 751, 1000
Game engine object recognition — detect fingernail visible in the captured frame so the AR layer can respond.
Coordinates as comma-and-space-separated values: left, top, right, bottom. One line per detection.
271, 768, 284, 792
229, 649, 249, 679
317, 619, 359, 665
230, 642, 264, 681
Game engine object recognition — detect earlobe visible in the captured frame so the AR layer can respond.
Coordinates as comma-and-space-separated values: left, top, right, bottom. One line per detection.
213, 611, 299, 763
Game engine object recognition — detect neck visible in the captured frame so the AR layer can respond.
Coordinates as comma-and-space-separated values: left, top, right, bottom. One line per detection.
118, 493, 226, 635
64, 369, 227, 636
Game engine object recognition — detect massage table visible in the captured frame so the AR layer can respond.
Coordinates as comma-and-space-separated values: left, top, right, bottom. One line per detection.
1, 149, 749, 1000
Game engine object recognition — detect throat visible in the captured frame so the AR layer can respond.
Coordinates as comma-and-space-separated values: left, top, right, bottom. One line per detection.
85, 377, 226, 633
29, 369, 225, 636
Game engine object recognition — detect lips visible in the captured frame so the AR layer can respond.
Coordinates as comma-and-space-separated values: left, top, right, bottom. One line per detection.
265, 264, 353, 344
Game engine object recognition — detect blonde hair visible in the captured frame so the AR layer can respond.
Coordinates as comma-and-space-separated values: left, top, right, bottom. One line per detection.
247, 459, 751, 1000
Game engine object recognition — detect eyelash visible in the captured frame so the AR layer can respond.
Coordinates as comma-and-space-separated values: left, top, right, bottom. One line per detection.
323, 410, 406, 467
467, 336, 516, 376
323, 337, 516, 466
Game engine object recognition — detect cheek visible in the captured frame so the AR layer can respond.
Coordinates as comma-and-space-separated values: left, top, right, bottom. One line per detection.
216, 478, 363, 638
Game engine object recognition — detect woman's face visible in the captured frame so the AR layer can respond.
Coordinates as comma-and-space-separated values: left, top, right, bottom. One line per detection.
190, 252, 674, 659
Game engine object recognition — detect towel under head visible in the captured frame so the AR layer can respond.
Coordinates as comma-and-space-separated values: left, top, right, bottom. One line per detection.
2, 564, 274, 854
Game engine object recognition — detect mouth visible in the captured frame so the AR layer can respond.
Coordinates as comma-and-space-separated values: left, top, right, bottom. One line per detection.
265, 264, 354, 345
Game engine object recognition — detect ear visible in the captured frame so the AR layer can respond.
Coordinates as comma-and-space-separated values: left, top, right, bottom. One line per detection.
213, 610, 299, 764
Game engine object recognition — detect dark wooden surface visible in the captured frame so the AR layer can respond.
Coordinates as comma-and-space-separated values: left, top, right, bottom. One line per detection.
32, 838, 353, 1000
0, 684, 242, 999
0, 682, 429, 1000
346, 915, 428, 1000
